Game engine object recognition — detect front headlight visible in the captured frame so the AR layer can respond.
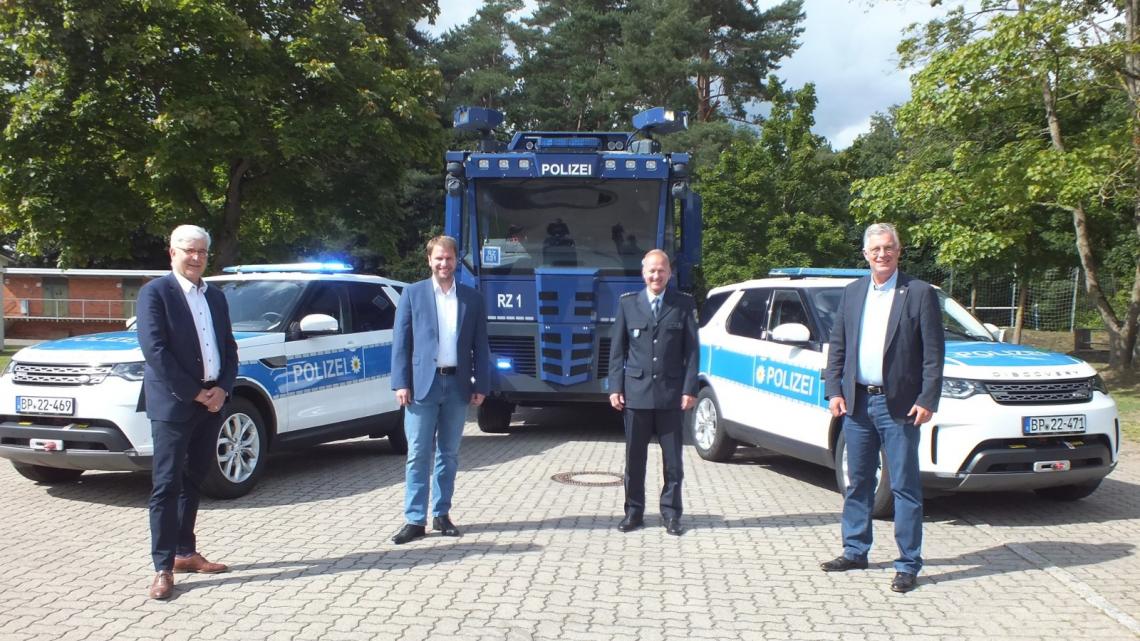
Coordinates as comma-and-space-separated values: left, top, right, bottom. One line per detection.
109, 362, 146, 381
942, 377, 987, 400
1092, 374, 1108, 395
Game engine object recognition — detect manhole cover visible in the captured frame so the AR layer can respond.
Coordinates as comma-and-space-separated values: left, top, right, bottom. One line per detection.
551, 471, 624, 487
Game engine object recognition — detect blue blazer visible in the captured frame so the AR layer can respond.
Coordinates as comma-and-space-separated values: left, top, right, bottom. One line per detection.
608, 288, 700, 410
391, 278, 491, 402
823, 272, 945, 420
136, 273, 239, 422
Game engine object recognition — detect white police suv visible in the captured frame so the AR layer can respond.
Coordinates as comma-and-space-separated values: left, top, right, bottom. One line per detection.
692, 268, 1120, 517
0, 263, 407, 498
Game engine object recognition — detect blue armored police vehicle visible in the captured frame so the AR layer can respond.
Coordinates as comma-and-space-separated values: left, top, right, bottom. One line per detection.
443, 107, 702, 431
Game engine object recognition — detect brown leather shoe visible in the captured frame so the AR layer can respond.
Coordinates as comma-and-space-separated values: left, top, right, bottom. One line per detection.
173, 553, 228, 574
148, 571, 174, 600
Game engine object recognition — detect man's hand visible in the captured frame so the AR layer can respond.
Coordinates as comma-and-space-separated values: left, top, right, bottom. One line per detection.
395, 388, 411, 407
681, 394, 696, 411
199, 387, 226, 413
907, 404, 933, 425
609, 392, 624, 411
829, 396, 847, 418
471, 393, 485, 406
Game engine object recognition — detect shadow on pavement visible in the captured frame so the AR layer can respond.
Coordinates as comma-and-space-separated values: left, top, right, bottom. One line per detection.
924, 540, 1135, 585
926, 475, 1140, 526
168, 541, 544, 599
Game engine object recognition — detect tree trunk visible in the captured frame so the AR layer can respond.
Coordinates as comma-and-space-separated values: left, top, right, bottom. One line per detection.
213, 157, 250, 269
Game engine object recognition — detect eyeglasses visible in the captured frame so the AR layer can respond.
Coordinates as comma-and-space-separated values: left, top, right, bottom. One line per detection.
864, 245, 898, 256
174, 246, 209, 258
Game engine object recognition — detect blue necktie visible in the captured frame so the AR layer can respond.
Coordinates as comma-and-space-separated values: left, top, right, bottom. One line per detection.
651, 297, 661, 320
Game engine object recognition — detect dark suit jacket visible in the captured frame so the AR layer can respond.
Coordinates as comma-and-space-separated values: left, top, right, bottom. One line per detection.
608, 288, 699, 410
136, 273, 239, 422
823, 272, 945, 420
391, 278, 491, 402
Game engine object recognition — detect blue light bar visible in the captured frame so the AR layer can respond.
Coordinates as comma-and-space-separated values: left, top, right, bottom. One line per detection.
223, 262, 354, 274
768, 267, 870, 278
496, 358, 513, 371
537, 137, 600, 150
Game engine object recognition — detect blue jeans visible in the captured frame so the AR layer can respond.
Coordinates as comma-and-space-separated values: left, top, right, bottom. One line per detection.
840, 390, 924, 575
403, 375, 469, 525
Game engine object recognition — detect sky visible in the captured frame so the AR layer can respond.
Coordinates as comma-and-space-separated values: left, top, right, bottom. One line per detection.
423, 0, 957, 149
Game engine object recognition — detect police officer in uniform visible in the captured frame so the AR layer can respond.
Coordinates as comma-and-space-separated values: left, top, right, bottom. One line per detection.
608, 249, 699, 536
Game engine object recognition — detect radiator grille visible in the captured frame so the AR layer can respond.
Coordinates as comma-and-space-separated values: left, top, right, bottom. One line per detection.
13, 363, 112, 386
489, 336, 537, 377
987, 379, 1093, 405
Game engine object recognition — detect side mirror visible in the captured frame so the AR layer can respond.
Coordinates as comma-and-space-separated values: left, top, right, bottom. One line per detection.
125, 316, 137, 330
769, 322, 811, 346
299, 313, 339, 336
983, 322, 1005, 342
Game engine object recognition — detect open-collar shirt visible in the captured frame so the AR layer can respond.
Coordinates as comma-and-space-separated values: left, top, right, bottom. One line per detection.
856, 270, 899, 387
173, 270, 221, 382
433, 278, 459, 368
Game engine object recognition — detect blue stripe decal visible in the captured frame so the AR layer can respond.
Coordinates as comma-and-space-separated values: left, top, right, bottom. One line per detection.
702, 345, 826, 408
238, 343, 394, 399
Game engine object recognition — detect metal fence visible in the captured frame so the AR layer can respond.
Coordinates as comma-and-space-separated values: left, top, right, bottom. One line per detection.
3, 297, 137, 322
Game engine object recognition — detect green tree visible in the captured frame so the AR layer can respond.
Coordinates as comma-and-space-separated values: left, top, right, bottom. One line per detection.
856, 0, 1140, 366
0, 0, 442, 269
700, 78, 851, 286
432, 0, 524, 115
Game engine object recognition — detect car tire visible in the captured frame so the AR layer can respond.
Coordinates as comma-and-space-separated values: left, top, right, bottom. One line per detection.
834, 430, 894, 520
1034, 479, 1102, 501
690, 387, 738, 462
201, 397, 267, 500
477, 399, 513, 433
11, 461, 84, 484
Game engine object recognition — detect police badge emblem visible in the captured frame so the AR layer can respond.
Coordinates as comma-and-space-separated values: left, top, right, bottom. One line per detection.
632, 329, 641, 338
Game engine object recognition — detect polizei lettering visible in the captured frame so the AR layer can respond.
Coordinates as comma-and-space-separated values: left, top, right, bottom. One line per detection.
540, 162, 592, 177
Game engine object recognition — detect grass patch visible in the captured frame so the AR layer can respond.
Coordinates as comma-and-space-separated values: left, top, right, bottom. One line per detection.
0, 348, 15, 372
1019, 329, 1139, 442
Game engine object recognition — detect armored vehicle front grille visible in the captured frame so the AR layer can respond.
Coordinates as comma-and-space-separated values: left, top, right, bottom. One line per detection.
489, 336, 537, 377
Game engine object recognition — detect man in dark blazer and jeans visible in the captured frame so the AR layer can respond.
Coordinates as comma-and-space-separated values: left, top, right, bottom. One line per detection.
137, 224, 238, 600
821, 223, 944, 593
608, 249, 699, 536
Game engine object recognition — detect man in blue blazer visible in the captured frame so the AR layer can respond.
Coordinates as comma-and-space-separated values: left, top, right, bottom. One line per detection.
390, 235, 491, 544
608, 249, 699, 536
821, 223, 944, 593
137, 225, 238, 599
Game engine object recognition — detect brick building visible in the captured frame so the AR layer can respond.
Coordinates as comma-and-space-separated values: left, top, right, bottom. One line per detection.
3, 268, 167, 340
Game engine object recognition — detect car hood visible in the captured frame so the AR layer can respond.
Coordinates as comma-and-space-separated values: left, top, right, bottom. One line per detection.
11, 331, 280, 365
944, 340, 1095, 379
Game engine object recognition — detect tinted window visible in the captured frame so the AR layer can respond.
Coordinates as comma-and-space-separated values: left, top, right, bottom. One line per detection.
726, 288, 770, 340
804, 287, 844, 340
768, 290, 814, 340
700, 292, 731, 327
347, 282, 395, 332
295, 283, 347, 334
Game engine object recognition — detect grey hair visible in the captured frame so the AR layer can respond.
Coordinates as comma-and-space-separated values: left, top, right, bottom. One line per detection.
170, 224, 211, 250
641, 248, 671, 268
862, 223, 900, 250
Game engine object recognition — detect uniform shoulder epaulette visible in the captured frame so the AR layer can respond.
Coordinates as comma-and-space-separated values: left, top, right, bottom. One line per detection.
620, 291, 638, 298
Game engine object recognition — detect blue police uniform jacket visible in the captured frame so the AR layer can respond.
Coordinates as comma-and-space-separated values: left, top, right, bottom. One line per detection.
607, 288, 700, 410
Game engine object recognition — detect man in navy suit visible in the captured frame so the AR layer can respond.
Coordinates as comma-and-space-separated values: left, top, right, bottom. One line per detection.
821, 223, 944, 593
137, 225, 238, 600
390, 235, 491, 544
608, 249, 699, 536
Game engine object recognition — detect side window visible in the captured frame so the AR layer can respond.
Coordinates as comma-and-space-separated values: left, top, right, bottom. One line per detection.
725, 289, 770, 340
699, 291, 731, 328
767, 290, 813, 340
347, 282, 395, 333
294, 283, 348, 334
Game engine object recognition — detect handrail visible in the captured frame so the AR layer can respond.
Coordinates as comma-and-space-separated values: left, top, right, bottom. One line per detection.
3, 297, 137, 322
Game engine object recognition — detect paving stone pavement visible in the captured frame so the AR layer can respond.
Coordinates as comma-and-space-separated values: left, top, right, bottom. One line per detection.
0, 405, 1137, 641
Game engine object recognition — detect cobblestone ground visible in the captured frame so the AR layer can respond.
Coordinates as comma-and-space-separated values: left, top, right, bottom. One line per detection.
0, 405, 1137, 641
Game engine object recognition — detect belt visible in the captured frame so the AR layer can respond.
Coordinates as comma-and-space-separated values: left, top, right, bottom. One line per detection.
436, 366, 457, 376
857, 384, 885, 396
202, 379, 218, 388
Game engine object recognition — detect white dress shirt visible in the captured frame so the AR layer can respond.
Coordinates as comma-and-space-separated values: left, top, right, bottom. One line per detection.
856, 270, 898, 387
433, 279, 459, 368
173, 271, 221, 382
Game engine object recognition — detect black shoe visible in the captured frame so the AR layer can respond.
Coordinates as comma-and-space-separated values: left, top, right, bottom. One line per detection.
819, 555, 869, 572
432, 514, 461, 537
664, 518, 683, 536
617, 515, 644, 532
391, 524, 426, 545
890, 572, 918, 593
